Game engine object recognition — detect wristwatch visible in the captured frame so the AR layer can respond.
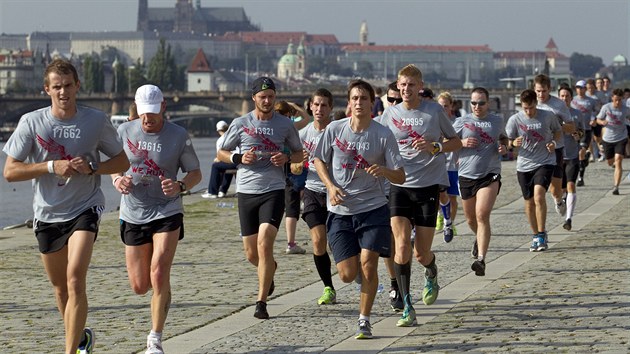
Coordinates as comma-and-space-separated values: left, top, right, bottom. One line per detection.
177, 181, 187, 192
88, 161, 99, 175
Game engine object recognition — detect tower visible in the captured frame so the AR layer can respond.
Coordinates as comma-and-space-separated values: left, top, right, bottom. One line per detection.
137, 0, 148, 31
175, 0, 194, 33
360, 21, 368, 46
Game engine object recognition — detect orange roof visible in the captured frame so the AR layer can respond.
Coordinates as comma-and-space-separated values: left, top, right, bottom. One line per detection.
545, 38, 558, 50
223, 32, 339, 45
341, 44, 492, 53
187, 48, 213, 73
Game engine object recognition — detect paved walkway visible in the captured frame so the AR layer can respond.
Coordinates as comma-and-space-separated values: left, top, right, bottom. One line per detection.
0, 160, 628, 353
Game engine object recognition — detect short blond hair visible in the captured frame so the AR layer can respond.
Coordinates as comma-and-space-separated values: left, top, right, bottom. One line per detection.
397, 64, 423, 82
437, 91, 453, 104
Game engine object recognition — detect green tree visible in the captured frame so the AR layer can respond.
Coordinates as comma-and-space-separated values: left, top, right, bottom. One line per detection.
570, 53, 604, 78
147, 38, 179, 90
81, 54, 105, 93
128, 59, 148, 93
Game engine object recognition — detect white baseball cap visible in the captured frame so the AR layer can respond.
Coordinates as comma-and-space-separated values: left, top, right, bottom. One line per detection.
575, 80, 587, 88
135, 84, 164, 115
216, 120, 229, 131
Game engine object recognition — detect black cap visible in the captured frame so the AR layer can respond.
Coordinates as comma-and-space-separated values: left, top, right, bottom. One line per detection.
421, 88, 434, 99
251, 77, 276, 96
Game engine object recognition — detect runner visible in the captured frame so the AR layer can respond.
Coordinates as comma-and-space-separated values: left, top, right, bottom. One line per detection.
595, 88, 630, 195
298, 88, 336, 304
453, 87, 508, 276
534, 74, 575, 217
217, 77, 303, 319
506, 89, 562, 252
570, 80, 598, 186
313, 79, 405, 339
2, 59, 129, 354
558, 85, 586, 230
112, 84, 202, 354
377, 64, 462, 328
435, 91, 461, 242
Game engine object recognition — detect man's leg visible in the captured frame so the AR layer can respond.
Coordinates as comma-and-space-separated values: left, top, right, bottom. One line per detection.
613, 153, 623, 188
256, 223, 278, 303
358, 249, 380, 318
523, 198, 538, 235
473, 183, 500, 261
149, 230, 180, 333
40, 231, 95, 353
533, 184, 548, 233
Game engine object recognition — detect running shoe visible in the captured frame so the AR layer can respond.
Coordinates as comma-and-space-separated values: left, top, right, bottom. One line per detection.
201, 192, 217, 199
435, 213, 444, 231
443, 224, 454, 243
612, 187, 620, 195
355, 319, 373, 339
530, 233, 547, 252
145, 334, 163, 354
471, 259, 486, 276
389, 287, 404, 312
317, 286, 336, 305
555, 199, 566, 216
285, 243, 306, 254
576, 178, 584, 187
254, 301, 269, 319
563, 218, 572, 231
396, 304, 417, 327
422, 272, 440, 305
471, 240, 479, 259
76, 328, 94, 354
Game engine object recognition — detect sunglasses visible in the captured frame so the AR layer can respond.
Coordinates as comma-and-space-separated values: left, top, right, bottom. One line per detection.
387, 96, 403, 104
470, 101, 487, 107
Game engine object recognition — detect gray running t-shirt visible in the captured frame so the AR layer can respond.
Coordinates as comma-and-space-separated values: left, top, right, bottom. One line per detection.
571, 95, 598, 131
378, 101, 457, 188
506, 110, 561, 172
563, 108, 585, 161
2, 106, 123, 222
597, 103, 630, 143
300, 122, 327, 194
453, 113, 507, 179
220, 111, 302, 194
537, 96, 572, 149
313, 118, 404, 215
117, 120, 200, 224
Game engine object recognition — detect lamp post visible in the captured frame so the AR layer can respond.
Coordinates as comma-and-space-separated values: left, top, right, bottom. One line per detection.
112, 56, 120, 94
128, 65, 135, 94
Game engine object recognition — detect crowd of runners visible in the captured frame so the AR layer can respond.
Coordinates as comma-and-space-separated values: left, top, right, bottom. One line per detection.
3, 59, 629, 353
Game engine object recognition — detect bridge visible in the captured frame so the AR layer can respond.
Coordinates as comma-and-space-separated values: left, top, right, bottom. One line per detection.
0, 89, 521, 137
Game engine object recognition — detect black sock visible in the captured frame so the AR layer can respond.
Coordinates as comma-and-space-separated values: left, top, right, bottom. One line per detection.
314, 253, 334, 289
424, 254, 437, 278
394, 261, 411, 302
390, 277, 398, 289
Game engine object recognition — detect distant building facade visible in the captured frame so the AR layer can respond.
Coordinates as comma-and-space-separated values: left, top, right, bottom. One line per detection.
137, 0, 259, 35
494, 38, 570, 75
0, 49, 44, 94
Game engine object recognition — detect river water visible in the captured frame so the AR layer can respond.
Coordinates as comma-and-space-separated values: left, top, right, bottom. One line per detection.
0, 137, 218, 229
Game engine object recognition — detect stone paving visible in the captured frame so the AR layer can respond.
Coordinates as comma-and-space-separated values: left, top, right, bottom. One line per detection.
0, 160, 628, 353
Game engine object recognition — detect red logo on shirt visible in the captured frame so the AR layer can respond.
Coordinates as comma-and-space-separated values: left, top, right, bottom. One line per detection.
126, 138, 164, 179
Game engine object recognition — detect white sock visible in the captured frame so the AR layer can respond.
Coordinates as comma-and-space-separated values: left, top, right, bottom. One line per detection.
566, 193, 576, 219
359, 314, 370, 322
149, 330, 162, 340
478, 254, 485, 262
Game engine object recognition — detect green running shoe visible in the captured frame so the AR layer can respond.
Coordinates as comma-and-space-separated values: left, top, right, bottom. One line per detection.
317, 286, 337, 305
396, 305, 417, 327
355, 319, 372, 339
435, 213, 444, 231
422, 274, 440, 305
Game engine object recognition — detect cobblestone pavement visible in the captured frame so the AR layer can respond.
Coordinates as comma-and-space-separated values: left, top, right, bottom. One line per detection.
0, 160, 628, 353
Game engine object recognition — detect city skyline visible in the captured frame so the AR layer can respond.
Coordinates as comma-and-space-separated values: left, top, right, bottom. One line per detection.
0, 0, 629, 65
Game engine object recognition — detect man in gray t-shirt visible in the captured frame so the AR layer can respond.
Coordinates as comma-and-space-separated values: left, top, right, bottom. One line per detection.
217, 77, 303, 320
2, 59, 129, 353
506, 89, 561, 253
534, 74, 575, 217
298, 88, 338, 306
314, 79, 405, 339
571, 80, 599, 186
376, 65, 461, 329
595, 88, 630, 194
453, 87, 508, 278
112, 84, 202, 353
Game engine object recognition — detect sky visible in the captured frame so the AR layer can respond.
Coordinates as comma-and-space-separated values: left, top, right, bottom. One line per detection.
0, 0, 628, 65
